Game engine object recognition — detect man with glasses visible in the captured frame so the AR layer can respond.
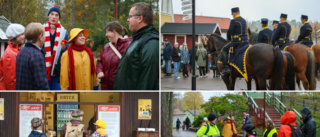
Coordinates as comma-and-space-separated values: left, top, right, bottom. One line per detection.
113, 2, 159, 90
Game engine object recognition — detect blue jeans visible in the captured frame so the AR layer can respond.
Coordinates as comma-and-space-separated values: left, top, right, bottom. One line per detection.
243, 131, 245, 137
48, 76, 61, 90
207, 61, 211, 70
165, 60, 172, 73
173, 62, 180, 78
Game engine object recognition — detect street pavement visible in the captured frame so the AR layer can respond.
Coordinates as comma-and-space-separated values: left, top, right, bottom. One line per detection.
173, 129, 196, 137
161, 70, 320, 90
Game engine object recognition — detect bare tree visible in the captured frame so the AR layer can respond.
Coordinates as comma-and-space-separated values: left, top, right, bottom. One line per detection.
161, 92, 174, 137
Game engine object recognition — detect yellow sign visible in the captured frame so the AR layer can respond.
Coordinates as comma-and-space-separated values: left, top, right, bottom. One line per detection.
57, 94, 78, 102
138, 99, 152, 120
0, 98, 4, 120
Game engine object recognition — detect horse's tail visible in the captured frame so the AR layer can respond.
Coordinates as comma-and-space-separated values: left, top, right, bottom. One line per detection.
270, 47, 284, 90
284, 52, 295, 90
306, 49, 316, 90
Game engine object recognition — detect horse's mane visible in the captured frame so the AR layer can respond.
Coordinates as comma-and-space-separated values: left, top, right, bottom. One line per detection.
209, 33, 228, 52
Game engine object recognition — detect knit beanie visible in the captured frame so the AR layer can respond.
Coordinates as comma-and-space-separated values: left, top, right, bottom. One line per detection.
48, 5, 61, 19
6, 23, 25, 40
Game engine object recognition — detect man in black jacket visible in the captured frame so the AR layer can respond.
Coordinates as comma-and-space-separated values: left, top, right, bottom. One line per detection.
300, 107, 316, 137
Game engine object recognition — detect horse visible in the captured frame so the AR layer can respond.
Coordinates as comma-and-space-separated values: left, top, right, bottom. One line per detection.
285, 44, 316, 90
201, 36, 220, 77
206, 33, 285, 90
248, 30, 295, 90
311, 44, 320, 79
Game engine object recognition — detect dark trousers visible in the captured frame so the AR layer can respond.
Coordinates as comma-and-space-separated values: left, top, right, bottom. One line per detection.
182, 64, 189, 76
199, 66, 206, 76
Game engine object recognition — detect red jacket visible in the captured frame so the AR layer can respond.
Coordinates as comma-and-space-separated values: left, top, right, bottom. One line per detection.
0, 42, 20, 90
96, 37, 132, 90
278, 111, 300, 137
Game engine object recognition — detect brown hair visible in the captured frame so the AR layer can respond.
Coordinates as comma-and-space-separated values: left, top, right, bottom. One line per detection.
25, 22, 44, 43
131, 2, 154, 25
10, 37, 18, 47
266, 120, 274, 129
104, 21, 128, 37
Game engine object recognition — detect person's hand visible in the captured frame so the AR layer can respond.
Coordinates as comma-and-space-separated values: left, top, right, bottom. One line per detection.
223, 117, 228, 121
61, 40, 68, 50
97, 72, 104, 79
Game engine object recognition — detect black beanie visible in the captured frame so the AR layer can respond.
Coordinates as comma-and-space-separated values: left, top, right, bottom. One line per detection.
208, 113, 216, 121
48, 5, 61, 19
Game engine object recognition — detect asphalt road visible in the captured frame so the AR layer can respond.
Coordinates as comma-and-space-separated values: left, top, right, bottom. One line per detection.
161, 70, 320, 90
173, 129, 196, 137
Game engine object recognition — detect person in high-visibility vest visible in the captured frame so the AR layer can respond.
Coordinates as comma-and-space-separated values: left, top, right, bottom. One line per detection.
196, 113, 220, 137
263, 120, 277, 137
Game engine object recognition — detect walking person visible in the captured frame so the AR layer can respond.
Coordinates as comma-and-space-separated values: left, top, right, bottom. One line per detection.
278, 111, 303, 137
172, 42, 181, 79
196, 113, 220, 137
16, 23, 49, 90
242, 111, 251, 137
196, 42, 207, 78
43, 5, 70, 90
28, 117, 56, 137
300, 107, 316, 137
96, 21, 132, 90
60, 28, 98, 90
185, 117, 190, 130
221, 117, 237, 137
164, 39, 172, 76
113, 2, 159, 90
176, 118, 181, 130
263, 120, 277, 137
92, 120, 108, 137
0, 24, 25, 90
180, 43, 189, 77
60, 109, 89, 137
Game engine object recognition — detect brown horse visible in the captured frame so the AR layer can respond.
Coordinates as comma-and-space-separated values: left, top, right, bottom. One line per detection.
207, 33, 286, 90
248, 30, 295, 90
285, 44, 316, 90
311, 44, 320, 79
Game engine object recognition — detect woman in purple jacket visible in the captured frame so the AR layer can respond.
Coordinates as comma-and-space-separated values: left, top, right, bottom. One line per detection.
96, 21, 132, 90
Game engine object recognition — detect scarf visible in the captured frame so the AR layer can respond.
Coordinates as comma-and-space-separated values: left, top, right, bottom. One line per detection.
68, 43, 95, 90
229, 121, 235, 133
44, 21, 61, 80
71, 117, 82, 122
96, 128, 107, 136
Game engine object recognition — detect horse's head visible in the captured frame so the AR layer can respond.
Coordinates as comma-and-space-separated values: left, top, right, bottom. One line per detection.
206, 33, 228, 56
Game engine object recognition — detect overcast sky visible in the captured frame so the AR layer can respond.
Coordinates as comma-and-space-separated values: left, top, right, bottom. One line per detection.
173, 0, 320, 21
174, 91, 240, 102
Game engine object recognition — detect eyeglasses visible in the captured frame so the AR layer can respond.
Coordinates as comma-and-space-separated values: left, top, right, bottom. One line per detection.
128, 15, 140, 19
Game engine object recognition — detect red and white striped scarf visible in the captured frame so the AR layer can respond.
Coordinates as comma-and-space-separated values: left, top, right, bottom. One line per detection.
44, 21, 61, 80
243, 114, 248, 128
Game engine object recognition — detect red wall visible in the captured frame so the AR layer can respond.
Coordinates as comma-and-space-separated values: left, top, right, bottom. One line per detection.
186, 35, 198, 49
163, 34, 175, 46
176, 36, 185, 46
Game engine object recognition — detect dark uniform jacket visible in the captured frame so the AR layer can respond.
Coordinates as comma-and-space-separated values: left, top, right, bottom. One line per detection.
113, 25, 159, 90
272, 21, 291, 46
257, 27, 273, 44
297, 22, 313, 47
300, 108, 316, 137
227, 15, 248, 43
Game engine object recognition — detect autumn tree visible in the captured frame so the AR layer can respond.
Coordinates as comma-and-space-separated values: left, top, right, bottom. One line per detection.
310, 21, 320, 44
182, 92, 204, 111
173, 92, 184, 110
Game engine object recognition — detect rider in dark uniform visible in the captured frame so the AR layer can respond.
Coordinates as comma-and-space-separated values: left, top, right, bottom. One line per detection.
272, 13, 291, 50
257, 18, 273, 44
295, 15, 313, 47
221, 7, 249, 75
271, 20, 279, 47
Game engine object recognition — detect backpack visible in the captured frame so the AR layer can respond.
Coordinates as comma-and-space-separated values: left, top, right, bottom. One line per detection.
204, 123, 210, 135
287, 124, 303, 137
65, 122, 85, 137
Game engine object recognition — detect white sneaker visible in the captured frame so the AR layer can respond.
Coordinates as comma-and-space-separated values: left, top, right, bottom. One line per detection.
176, 77, 181, 79
200, 76, 203, 78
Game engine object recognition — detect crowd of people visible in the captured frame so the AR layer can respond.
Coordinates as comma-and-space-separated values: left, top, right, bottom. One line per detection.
194, 107, 316, 137
28, 109, 108, 137
0, 2, 159, 90
161, 40, 211, 79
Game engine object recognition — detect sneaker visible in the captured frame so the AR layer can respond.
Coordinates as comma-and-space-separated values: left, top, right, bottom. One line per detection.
200, 76, 203, 78
175, 77, 181, 79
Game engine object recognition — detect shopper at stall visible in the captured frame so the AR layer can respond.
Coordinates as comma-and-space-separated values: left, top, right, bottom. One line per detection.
96, 21, 132, 90
60, 109, 89, 137
16, 22, 49, 90
92, 120, 108, 137
60, 28, 98, 90
28, 117, 56, 137
0, 23, 25, 90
